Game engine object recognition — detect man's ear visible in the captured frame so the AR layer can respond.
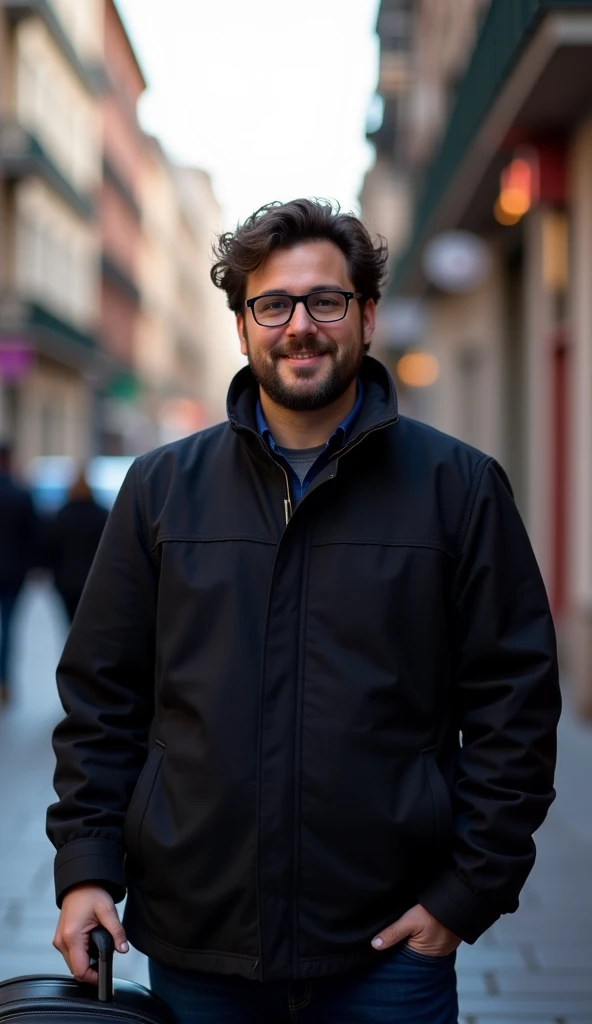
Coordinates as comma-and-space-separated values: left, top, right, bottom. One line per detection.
236, 313, 248, 357
362, 298, 376, 350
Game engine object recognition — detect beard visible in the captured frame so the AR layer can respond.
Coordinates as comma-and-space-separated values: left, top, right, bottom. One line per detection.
246, 333, 368, 412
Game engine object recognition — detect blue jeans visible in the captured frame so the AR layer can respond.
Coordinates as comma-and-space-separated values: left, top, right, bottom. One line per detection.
149, 945, 458, 1024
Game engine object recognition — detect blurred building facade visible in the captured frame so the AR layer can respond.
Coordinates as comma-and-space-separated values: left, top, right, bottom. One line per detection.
96, 0, 146, 454
0, 0, 239, 467
0, 0, 102, 465
362, 0, 592, 714
135, 141, 241, 449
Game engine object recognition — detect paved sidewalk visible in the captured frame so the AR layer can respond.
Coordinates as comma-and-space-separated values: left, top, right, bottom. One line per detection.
1, 582, 591, 1021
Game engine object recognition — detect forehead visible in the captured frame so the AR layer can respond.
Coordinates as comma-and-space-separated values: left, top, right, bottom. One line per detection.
247, 240, 352, 295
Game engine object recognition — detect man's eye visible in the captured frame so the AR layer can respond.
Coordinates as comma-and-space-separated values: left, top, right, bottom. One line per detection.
262, 300, 289, 312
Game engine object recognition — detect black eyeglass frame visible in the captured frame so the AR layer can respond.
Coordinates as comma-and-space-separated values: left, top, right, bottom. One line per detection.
245, 290, 364, 327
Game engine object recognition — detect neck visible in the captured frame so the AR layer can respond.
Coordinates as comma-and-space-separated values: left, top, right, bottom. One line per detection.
259, 380, 357, 449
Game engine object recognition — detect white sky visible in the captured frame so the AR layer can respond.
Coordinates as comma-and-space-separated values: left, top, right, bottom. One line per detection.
116, 0, 381, 228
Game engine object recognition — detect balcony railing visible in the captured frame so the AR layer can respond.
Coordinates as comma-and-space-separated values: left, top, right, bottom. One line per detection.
0, 293, 96, 369
0, 121, 94, 220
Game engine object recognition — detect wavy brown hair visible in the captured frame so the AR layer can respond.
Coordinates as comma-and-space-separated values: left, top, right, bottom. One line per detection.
210, 198, 389, 313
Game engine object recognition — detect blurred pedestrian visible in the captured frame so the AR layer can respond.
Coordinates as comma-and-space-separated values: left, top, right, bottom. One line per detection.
0, 442, 36, 706
48, 199, 561, 1024
50, 467, 109, 624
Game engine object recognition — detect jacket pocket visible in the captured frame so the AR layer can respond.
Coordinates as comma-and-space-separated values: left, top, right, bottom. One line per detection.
124, 740, 165, 866
422, 748, 454, 852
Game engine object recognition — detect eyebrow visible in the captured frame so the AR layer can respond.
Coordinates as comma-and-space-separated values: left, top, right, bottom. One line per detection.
254, 285, 344, 296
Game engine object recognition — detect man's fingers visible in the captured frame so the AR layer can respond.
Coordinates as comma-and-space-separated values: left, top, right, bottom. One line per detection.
52, 897, 128, 987
96, 903, 129, 953
371, 904, 462, 955
57, 925, 95, 983
70, 960, 99, 985
371, 911, 414, 950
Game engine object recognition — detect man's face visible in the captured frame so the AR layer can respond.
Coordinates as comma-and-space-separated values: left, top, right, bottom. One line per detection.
236, 240, 376, 412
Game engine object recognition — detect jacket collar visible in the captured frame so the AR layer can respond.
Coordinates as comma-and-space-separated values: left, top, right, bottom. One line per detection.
226, 355, 399, 445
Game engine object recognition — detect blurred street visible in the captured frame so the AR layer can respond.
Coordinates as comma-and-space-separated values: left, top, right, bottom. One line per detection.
0, 583, 590, 1021
0, 581, 151, 988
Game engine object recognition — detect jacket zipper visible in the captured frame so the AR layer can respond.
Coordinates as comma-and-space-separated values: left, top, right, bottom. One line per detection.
282, 466, 293, 524
232, 417, 397, 529
279, 424, 393, 528
236, 414, 396, 977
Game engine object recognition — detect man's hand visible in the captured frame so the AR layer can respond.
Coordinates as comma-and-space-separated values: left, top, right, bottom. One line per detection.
371, 903, 461, 957
52, 884, 128, 984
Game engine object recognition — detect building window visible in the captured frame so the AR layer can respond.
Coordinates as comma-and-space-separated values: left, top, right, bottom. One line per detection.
17, 213, 94, 324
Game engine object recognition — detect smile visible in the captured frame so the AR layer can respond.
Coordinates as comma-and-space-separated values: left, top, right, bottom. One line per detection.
281, 352, 328, 360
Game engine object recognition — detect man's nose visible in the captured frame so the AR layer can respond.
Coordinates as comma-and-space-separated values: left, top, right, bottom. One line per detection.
286, 299, 318, 336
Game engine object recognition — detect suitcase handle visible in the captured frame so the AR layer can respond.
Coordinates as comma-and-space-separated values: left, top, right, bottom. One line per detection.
89, 927, 114, 1002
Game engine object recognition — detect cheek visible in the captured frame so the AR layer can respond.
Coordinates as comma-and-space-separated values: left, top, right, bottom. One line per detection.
335, 326, 362, 352
247, 331, 280, 358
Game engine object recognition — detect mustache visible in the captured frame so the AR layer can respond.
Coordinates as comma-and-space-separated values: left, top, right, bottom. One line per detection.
271, 341, 336, 360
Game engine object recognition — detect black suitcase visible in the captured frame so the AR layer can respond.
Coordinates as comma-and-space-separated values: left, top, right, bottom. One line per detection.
0, 928, 174, 1024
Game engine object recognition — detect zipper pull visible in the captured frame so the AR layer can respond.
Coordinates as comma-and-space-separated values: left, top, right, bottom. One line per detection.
284, 497, 292, 525
252, 958, 260, 972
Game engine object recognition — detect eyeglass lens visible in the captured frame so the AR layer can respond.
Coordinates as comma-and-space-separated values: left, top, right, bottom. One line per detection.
252, 292, 348, 326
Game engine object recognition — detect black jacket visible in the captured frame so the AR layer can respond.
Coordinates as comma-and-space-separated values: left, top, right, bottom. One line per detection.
0, 472, 36, 591
51, 498, 109, 599
47, 358, 560, 981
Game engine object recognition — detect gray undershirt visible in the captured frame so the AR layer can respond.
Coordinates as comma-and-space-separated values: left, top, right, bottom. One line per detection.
276, 444, 326, 485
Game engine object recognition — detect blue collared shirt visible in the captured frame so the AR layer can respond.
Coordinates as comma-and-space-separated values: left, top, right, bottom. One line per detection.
255, 380, 364, 504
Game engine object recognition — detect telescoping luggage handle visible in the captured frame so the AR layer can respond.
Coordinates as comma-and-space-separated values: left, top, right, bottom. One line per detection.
89, 927, 114, 1003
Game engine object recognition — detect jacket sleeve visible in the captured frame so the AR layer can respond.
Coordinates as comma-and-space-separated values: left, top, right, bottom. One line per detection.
418, 457, 561, 942
46, 460, 157, 906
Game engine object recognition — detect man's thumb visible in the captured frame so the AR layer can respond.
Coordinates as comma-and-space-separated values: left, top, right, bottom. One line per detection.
96, 905, 129, 954
371, 910, 414, 950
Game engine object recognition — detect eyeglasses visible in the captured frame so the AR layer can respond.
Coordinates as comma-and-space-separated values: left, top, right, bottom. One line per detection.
245, 290, 363, 327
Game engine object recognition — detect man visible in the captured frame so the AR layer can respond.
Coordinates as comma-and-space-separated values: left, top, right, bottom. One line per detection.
47, 199, 561, 1024
0, 442, 37, 705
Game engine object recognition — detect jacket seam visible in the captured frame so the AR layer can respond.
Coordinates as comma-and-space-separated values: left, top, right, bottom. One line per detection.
152, 534, 276, 549
450, 871, 495, 904
133, 459, 151, 550
139, 751, 164, 867
56, 850, 123, 866
292, 532, 311, 975
133, 459, 160, 576
311, 539, 453, 555
455, 455, 490, 554
57, 837, 124, 854
255, 538, 283, 976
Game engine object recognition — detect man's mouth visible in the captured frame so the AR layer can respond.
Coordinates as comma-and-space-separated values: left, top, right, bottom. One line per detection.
284, 351, 325, 360
275, 347, 332, 362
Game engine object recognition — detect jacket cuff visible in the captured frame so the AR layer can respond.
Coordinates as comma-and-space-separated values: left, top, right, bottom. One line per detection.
54, 839, 126, 907
418, 869, 515, 944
